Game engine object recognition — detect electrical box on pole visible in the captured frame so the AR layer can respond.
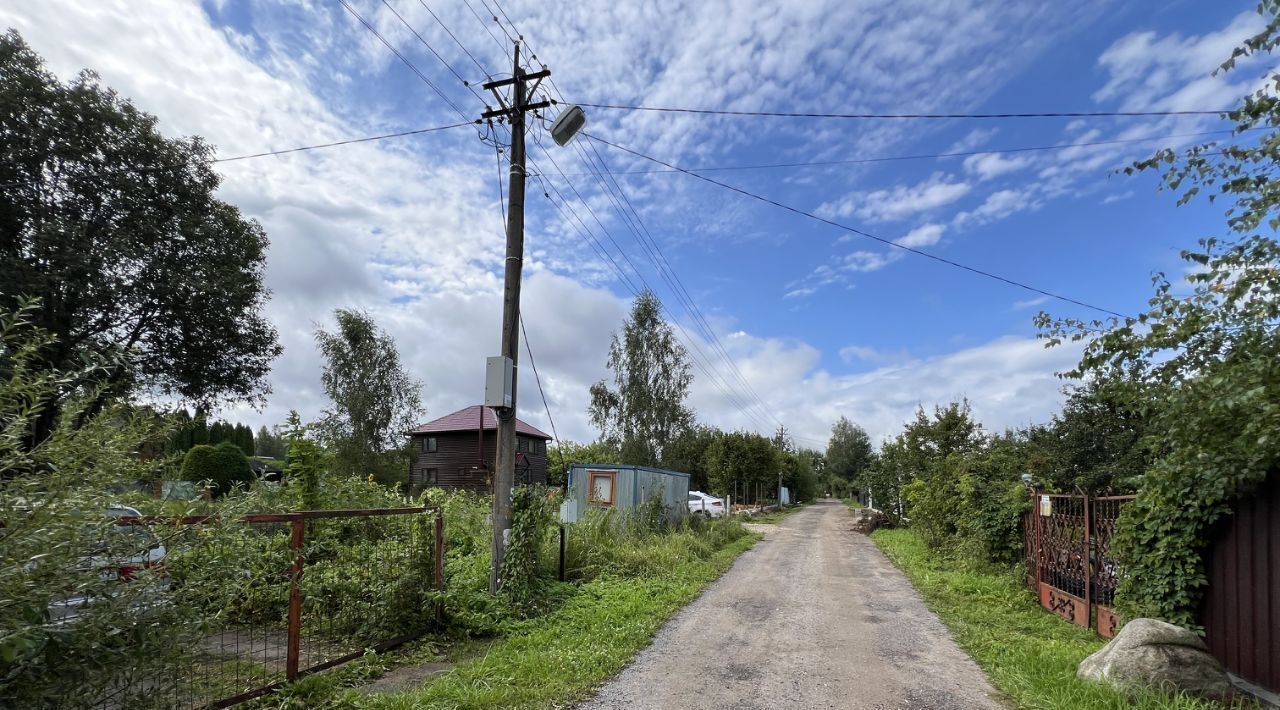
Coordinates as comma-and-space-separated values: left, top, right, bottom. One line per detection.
484, 356, 514, 408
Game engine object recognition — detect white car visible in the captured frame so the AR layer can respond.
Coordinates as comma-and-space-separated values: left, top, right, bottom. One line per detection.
688, 491, 726, 518
45, 504, 169, 624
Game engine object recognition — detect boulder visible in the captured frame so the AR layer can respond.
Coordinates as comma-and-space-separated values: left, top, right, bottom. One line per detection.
1077, 618, 1231, 700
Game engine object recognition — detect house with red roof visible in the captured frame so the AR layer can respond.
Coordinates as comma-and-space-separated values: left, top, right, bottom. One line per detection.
407, 405, 551, 492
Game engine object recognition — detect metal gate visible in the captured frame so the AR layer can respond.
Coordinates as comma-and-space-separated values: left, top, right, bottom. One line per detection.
1024, 491, 1134, 638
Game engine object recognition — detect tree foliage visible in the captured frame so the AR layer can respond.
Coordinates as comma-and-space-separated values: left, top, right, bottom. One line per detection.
1039, 2, 1280, 624
315, 309, 423, 485
588, 291, 693, 467
0, 31, 280, 445
825, 416, 871, 496
179, 441, 252, 497
702, 429, 779, 503
659, 424, 719, 491
546, 439, 619, 488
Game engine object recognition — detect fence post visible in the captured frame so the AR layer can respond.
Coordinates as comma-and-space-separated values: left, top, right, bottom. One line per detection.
286, 517, 304, 681
558, 524, 566, 582
434, 510, 445, 624
1083, 494, 1093, 633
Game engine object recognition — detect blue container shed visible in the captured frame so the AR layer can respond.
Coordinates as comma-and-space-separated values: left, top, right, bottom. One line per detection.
564, 464, 690, 524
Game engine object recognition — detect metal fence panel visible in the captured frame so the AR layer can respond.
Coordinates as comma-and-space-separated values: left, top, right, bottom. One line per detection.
90, 507, 442, 709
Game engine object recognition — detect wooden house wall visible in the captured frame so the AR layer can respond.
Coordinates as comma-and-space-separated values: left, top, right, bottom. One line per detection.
409, 431, 547, 492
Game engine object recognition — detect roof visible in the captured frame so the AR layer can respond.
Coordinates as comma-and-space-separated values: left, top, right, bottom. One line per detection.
409, 405, 552, 439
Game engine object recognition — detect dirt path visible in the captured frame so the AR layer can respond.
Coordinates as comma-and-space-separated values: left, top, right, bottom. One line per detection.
578, 500, 1002, 709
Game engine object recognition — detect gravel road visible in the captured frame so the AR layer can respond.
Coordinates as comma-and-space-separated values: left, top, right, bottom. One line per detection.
577, 500, 1003, 709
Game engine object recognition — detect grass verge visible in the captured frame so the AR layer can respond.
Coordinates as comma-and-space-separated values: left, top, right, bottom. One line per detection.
869, 528, 1244, 710
748, 502, 808, 524
347, 532, 759, 709
842, 497, 863, 512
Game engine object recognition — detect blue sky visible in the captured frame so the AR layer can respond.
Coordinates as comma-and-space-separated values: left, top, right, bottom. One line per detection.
2, 0, 1268, 447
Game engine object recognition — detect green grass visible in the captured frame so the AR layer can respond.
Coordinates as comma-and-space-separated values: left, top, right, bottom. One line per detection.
842, 497, 863, 512
348, 533, 760, 709
748, 502, 808, 524
869, 528, 1244, 710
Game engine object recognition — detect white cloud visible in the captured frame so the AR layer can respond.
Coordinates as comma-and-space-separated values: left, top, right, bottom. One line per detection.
817, 174, 972, 223
895, 223, 946, 248
963, 152, 1032, 181
1093, 11, 1265, 112
954, 188, 1038, 228
707, 333, 1084, 446
1012, 295, 1049, 310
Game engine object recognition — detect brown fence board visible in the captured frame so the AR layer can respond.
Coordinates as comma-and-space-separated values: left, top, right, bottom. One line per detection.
1203, 472, 1280, 693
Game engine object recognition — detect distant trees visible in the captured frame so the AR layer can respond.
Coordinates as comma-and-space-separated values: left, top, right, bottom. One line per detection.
166, 410, 255, 457
825, 417, 872, 496
315, 309, 424, 485
0, 31, 280, 447
546, 440, 620, 488
255, 425, 288, 460
703, 430, 780, 503
589, 290, 694, 467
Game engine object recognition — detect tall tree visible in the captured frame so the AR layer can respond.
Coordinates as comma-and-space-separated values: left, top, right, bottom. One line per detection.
0, 32, 281, 445
588, 290, 693, 466
826, 417, 871, 492
315, 309, 424, 484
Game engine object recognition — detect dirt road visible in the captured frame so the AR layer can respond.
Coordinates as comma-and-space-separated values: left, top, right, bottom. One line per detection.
578, 500, 1002, 709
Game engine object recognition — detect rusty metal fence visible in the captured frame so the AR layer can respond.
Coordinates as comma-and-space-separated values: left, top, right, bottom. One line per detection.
1024, 492, 1134, 638
103, 507, 443, 708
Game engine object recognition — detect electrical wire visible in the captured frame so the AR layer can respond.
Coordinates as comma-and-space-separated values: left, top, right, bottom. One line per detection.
379, 0, 489, 105
573, 102, 1230, 120
0, 122, 474, 189
561, 126, 1265, 176
415, 0, 490, 77
336, 0, 472, 123
520, 314, 563, 468
586, 132, 1130, 320
499, 13, 787, 431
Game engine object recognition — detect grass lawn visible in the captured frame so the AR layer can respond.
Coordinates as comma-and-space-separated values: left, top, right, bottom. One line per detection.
341, 532, 760, 709
870, 528, 1244, 710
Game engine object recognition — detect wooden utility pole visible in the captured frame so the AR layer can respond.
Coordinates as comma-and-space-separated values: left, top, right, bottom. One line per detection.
482, 43, 550, 594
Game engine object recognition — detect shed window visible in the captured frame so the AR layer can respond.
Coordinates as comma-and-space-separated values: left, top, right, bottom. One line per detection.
426, 468, 438, 484
425, 437, 437, 453
517, 438, 528, 453
588, 471, 615, 506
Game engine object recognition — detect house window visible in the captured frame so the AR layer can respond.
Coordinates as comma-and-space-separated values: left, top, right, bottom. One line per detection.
426, 468, 438, 484
517, 438, 528, 453
425, 437, 437, 453
588, 471, 615, 506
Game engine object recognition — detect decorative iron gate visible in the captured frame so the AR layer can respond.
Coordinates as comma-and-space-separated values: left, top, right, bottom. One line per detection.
1024, 491, 1135, 638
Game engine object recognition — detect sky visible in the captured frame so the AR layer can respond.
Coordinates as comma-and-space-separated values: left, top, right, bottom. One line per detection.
1, 0, 1269, 449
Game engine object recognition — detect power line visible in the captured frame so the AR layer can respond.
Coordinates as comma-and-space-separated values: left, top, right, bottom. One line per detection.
520, 314, 563, 460
497, 14, 786, 432
379, 0, 488, 106
586, 132, 1130, 320
561, 126, 1263, 176
336, 0, 472, 123
573, 102, 1230, 120
0, 122, 474, 190
415, 0, 490, 77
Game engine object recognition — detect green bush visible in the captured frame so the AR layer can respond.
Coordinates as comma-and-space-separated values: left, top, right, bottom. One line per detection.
179, 442, 253, 496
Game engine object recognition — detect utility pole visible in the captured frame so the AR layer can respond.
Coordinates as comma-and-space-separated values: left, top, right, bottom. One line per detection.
482, 43, 551, 595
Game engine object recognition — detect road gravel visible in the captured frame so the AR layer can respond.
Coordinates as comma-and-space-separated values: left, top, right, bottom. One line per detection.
577, 500, 1003, 709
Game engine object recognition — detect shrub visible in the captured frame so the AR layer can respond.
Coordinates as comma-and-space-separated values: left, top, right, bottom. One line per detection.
179, 442, 253, 496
